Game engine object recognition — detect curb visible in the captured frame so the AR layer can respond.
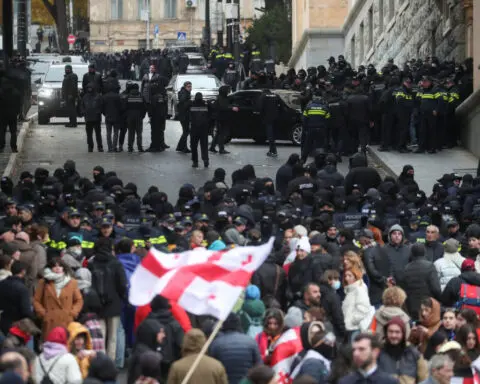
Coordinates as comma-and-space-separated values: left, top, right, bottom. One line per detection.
368, 146, 398, 179
3, 113, 37, 178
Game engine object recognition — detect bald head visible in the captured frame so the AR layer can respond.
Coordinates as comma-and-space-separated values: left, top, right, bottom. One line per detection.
0, 351, 29, 382
15, 232, 29, 244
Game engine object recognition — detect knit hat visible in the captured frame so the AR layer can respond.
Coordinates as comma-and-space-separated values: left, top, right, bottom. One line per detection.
438, 340, 462, 353
411, 243, 425, 258
296, 236, 311, 253
385, 317, 406, 336
461, 259, 476, 272
284, 307, 304, 328
46, 327, 68, 345
245, 285, 261, 300
444, 238, 460, 254
294, 225, 308, 237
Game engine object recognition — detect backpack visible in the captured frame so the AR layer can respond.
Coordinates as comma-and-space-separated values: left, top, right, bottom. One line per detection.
242, 311, 263, 338
456, 283, 480, 316
159, 321, 178, 365
39, 355, 62, 384
91, 266, 114, 306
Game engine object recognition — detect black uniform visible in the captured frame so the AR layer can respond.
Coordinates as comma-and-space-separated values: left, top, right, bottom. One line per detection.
211, 86, 232, 154
82, 69, 103, 94
148, 76, 169, 152
258, 91, 282, 156
392, 84, 414, 151
346, 87, 371, 153
62, 66, 79, 127
81, 84, 103, 152
102, 89, 123, 151
125, 84, 146, 152
416, 85, 438, 153
302, 97, 331, 163
189, 93, 211, 168
222, 67, 239, 91
176, 86, 192, 153
0, 78, 21, 152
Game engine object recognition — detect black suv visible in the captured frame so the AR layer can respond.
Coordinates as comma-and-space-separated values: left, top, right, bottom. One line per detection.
223, 89, 303, 145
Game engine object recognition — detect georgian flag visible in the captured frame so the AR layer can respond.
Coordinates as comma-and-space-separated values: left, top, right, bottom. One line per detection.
129, 238, 274, 320
270, 327, 303, 384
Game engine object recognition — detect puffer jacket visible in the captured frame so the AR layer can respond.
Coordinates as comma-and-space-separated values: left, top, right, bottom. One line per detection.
372, 305, 411, 341
383, 225, 411, 282
434, 251, 464, 291
67, 322, 93, 378
424, 240, 445, 262
342, 279, 371, 331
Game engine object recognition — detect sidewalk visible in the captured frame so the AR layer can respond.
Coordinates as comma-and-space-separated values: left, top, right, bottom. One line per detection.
369, 145, 478, 193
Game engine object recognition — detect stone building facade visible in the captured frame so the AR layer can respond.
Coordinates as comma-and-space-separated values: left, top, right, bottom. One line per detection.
89, 0, 262, 52
344, 0, 468, 69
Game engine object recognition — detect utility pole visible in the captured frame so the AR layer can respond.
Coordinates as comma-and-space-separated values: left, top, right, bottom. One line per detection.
145, 0, 150, 49
69, 0, 74, 34
233, 0, 239, 63
205, 0, 211, 51
17, 0, 27, 56
226, 0, 232, 51
217, 0, 223, 47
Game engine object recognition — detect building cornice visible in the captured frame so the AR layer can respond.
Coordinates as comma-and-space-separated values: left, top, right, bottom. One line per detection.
342, 0, 367, 34
288, 28, 343, 67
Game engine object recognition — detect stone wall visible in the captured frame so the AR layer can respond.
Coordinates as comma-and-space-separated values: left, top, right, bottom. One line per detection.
343, 0, 466, 69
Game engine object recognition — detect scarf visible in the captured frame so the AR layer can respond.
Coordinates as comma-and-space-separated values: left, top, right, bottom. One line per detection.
44, 268, 71, 296
0, 269, 12, 281
42, 341, 68, 360
9, 326, 31, 344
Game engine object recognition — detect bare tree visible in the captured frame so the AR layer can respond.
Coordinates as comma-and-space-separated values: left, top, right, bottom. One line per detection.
40, 0, 69, 52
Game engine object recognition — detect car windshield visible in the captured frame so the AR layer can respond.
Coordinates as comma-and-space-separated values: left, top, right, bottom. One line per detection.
31, 61, 50, 75
177, 76, 219, 89
188, 58, 205, 66
44, 66, 88, 82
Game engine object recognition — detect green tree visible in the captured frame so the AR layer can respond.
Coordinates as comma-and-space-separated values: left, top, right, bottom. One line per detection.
246, 5, 292, 63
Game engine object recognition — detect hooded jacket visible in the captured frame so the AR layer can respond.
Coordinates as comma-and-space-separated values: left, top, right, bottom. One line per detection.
82, 85, 103, 123
373, 305, 411, 341
316, 164, 345, 188
0, 275, 34, 335
67, 322, 93, 378
342, 279, 371, 331
128, 319, 164, 384
344, 153, 381, 195
383, 224, 411, 283
434, 250, 464, 291
400, 244, 442, 319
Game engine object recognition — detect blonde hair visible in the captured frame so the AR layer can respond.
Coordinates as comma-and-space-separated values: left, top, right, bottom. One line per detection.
382, 286, 407, 307
343, 250, 365, 273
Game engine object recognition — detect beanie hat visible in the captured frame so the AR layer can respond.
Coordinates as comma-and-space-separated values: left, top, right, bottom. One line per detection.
411, 243, 425, 258
462, 259, 476, 272
245, 285, 261, 300
284, 307, 304, 328
293, 225, 308, 237
296, 236, 311, 253
385, 317, 406, 336
46, 327, 68, 345
444, 238, 460, 254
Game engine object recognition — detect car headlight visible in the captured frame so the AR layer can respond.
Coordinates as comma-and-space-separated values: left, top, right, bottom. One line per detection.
38, 88, 54, 98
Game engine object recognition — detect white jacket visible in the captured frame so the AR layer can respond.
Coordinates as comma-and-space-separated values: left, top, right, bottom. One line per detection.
34, 353, 83, 384
342, 279, 371, 331
435, 251, 465, 291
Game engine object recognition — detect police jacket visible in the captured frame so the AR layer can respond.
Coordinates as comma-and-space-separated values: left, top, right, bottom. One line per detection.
303, 99, 331, 129
416, 87, 437, 113
393, 86, 414, 112
82, 72, 103, 93
258, 92, 281, 124
448, 86, 460, 112
62, 72, 78, 99
215, 94, 231, 122
325, 91, 347, 127
177, 87, 192, 119
222, 69, 239, 90
102, 91, 123, 123
125, 89, 146, 120
189, 100, 211, 130
346, 91, 371, 123
81, 91, 103, 123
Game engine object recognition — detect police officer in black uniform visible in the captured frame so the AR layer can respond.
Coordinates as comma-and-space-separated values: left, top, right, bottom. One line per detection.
302, 91, 331, 163
176, 81, 192, 153
0, 77, 21, 152
82, 63, 103, 94
62, 65, 79, 128
258, 90, 282, 157
147, 75, 170, 152
125, 83, 146, 153
222, 63, 239, 91
189, 92, 211, 168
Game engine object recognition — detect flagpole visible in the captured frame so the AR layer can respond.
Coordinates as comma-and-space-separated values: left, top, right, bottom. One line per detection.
180, 319, 224, 384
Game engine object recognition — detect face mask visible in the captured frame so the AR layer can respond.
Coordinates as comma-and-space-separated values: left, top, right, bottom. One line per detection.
332, 280, 341, 290
71, 247, 82, 257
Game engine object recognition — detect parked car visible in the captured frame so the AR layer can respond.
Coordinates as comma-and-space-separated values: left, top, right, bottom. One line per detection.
167, 74, 222, 119
186, 53, 207, 74
28, 60, 51, 104
37, 63, 89, 125
223, 89, 303, 145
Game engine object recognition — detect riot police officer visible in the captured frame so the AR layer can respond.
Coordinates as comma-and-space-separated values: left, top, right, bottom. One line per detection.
189, 92, 211, 168
302, 92, 331, 163
125, 83, 146, 152
222, 63, 239, 91
148, 75, 170, 152
62, 65, 79, 128
258, 90, 282, 157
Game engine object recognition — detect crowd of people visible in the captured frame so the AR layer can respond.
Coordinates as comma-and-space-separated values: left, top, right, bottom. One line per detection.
0, 148, 479, 383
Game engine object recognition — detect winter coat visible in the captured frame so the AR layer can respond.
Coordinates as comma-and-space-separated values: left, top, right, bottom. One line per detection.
251, 258, 287, 308
12, 238, 38, 293
67, 322, 93, 378
82, 91, 103, 123
102, 91, 123, 123
0, 275, 33, 334
208, 331, 262, 384
383, 243, 411, 283
33, 277, 84, 339
82, 72, 103, 93
177, 87, 192, 121
316, 165, 344, 188
434, 251, 464, 291
34, 351, 83, 384
288, 256, 324, 297
342, 280, 371, 331
87, 249, 128, 318
223, 227, 247, 246
372, 306, 411, 341
239, 299, 265, 335
275, 162, 295, 197
364, 245, 390, 305
31, 240, 47, 278
378, 346, 428, 384
339, 369, 400, 384
344, 154, 382, 195
441, 271, 480, 307
320, 282, 346, 339
424, 240, 444, 262
167, 349, 228, 384
399, 255, 442, 319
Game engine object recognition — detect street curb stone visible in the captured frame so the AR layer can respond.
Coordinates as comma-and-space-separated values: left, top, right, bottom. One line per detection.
3, 117, 37, 178
368, 146, 398, 179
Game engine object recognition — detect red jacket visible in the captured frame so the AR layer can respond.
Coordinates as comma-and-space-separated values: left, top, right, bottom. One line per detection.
134, 300, 192, 333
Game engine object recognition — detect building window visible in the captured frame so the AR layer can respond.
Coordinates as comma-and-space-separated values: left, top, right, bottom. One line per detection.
378, 0, 384, 32
138, 0, 149, 19
359, 23, 365, 62
351, 35, 356, 68
368, 7, 373, 50
388, 0, 394, 20
111, 0, 123, 19
164, 0, 177, 18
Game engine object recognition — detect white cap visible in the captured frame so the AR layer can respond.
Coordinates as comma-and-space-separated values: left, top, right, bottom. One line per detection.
294, 225, 308, 237
296, 236, 311, 253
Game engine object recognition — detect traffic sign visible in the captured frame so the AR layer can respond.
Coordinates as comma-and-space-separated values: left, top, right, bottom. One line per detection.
67, 34, 76, 44
154, 25, 159, 34
177, 31, 187, 41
